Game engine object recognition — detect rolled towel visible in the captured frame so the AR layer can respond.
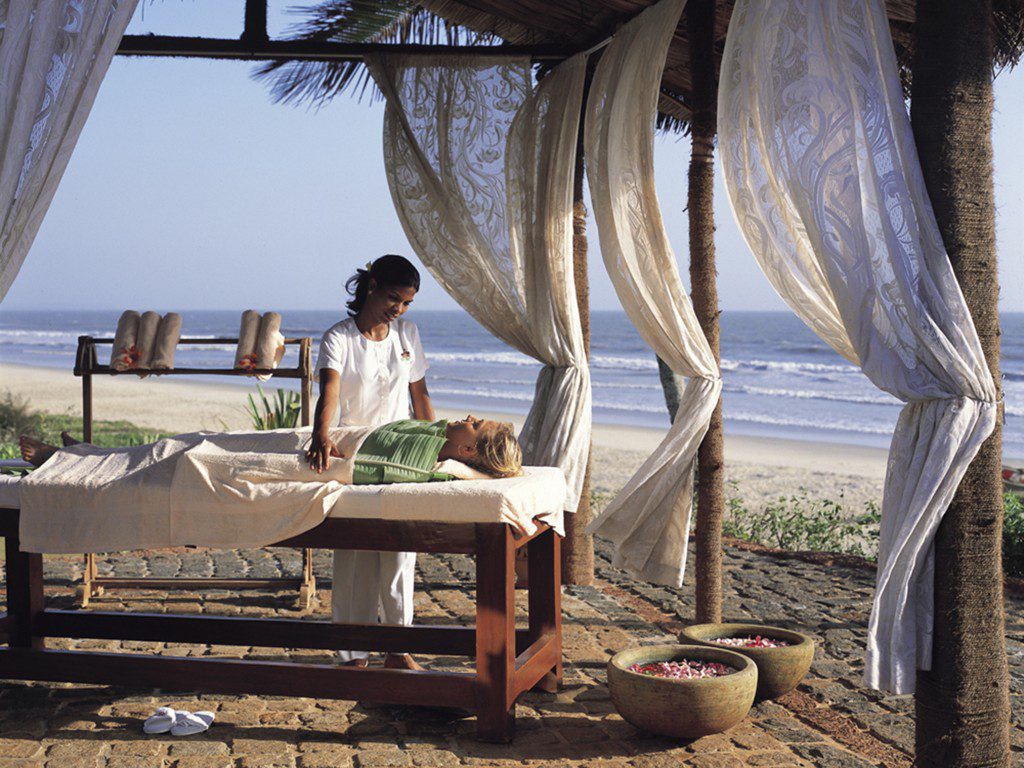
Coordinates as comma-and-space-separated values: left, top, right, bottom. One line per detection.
255, 312, 284, 371
255, 330, 285, 382
150, 313, 182, 370
134, 311, 161, 370
234, 309, 261, 371
110, 310, 141, 371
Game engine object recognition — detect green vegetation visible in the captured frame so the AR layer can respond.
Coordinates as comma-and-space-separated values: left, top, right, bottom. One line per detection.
0, 390, 169, 475
722, 487, 881, 560
246, 384, 302, 431
1003, 492, 1024, 579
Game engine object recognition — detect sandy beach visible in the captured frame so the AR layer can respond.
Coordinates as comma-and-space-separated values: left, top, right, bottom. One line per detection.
1, 362, 889, 513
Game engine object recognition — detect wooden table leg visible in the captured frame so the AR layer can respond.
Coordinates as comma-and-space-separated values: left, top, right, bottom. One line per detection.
5, 526, 44, 650
475, 524, 515, 742
528, 527, 562, 692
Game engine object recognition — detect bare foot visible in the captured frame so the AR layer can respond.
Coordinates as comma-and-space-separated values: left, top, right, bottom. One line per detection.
342, 658, 368, 668
19, 435, 58, 468
60, 431, 81, 447
384, 653, 424, 671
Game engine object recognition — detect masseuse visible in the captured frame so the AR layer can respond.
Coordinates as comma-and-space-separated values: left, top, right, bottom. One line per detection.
307, 255, 433, 671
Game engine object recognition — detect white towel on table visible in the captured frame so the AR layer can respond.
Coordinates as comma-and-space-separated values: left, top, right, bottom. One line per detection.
18, 426, 373, 554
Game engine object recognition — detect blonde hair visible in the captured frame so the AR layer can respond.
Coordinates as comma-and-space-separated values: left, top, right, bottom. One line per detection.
469, 422, 522, 478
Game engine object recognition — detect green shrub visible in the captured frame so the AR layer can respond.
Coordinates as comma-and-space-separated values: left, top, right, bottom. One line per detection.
722, 485, 881, 560
1003, 492, 1024, 579
246, 384, 301, 431
0, 391, 41, 442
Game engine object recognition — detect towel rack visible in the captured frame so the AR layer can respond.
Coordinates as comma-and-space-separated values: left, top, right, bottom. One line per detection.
72, 334, 319, 610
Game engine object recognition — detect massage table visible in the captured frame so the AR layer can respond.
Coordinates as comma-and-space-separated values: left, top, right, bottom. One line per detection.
0, 468, 565, 742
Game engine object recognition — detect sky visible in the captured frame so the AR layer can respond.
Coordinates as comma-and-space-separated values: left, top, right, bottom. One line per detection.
3, 1, 1023, 313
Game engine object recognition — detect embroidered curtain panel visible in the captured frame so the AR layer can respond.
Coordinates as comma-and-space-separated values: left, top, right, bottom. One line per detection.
584, 0, 723, 587
0, 0, 138, 301
719, 0, 998, 693
367, 54, 592, 510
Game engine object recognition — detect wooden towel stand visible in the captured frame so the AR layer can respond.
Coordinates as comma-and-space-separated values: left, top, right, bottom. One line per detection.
72, 334, 318, 609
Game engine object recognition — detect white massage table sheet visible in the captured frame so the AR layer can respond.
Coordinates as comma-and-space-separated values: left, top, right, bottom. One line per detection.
5, 428, 566, 554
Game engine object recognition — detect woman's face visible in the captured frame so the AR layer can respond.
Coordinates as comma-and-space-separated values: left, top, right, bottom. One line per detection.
363, 280, 417, 325
444, 415, 499, 459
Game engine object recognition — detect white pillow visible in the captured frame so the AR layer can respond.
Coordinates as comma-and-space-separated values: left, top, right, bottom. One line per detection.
434, 459, 493, 481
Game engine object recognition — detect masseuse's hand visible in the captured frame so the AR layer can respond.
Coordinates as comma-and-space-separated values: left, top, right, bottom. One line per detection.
306, 432, 344, 473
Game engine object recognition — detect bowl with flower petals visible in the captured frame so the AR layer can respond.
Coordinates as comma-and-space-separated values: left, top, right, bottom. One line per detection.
679, 623, 814, 700
606, 644, 757, 739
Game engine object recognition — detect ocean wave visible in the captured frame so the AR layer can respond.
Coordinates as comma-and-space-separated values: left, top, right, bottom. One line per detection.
726, 384, 899, 406
428, 351, 537, 367
724, 410, 894, 435
428, 373, 660, 392
427, 386, 536, 404
427, 385, 668, 413
0, 329, 110, 346
428, 349, 862, 377
720, 358, 859, 375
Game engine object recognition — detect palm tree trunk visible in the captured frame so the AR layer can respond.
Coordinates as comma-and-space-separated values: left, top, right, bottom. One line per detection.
687, 0, 724, 624
911, 2, 1010, 765
562, 92, 594, 586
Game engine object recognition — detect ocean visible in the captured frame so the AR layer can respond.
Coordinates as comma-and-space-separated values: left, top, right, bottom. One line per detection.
2, 309, 1023, 459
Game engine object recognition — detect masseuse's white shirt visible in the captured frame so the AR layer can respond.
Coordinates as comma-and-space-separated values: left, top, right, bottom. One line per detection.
316, 315, 428, 662
315, 316, 427, 426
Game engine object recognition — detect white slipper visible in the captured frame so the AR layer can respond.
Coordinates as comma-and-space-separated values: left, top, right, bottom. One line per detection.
142, 706, 176, 734
169, 710, 214, 737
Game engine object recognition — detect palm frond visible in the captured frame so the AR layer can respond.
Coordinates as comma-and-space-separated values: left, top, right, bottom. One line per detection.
252, 1, 496, 107
994, 0, 1024, 73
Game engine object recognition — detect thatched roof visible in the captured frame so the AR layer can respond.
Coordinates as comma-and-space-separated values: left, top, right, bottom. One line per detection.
419, 0, 1023, 127
256, 0, 1024, 129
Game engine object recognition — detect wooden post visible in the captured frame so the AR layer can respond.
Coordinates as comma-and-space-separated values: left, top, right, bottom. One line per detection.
911, 2, 1010, 765
241, 0, 268, 43
687, 0, 724, 624
562, 77, 595, 587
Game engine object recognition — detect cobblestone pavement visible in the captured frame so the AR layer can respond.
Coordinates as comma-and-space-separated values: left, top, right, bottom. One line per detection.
1, 538, 1021, 768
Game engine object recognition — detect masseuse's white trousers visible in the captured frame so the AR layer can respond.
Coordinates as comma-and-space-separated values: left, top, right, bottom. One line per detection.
331, 549, 416, 662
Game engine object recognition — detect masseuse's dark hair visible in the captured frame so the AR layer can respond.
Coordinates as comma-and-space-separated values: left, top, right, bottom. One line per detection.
345, 255, 421, 317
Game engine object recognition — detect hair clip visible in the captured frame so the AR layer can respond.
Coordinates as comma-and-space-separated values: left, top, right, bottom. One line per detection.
365, 260, 374, 271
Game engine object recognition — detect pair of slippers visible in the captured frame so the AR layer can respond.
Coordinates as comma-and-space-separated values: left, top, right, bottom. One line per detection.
142, 707, 215, 736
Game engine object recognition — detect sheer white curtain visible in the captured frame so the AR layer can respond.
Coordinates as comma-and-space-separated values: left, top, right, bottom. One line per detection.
719, 0, 998, 694
0, 0, 138, 301
367, 54, 592, 510
584, 0, 722, 587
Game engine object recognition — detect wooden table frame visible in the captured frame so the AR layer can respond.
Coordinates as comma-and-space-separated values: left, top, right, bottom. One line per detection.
0, 508, 562, 742
73, 335, 318, 609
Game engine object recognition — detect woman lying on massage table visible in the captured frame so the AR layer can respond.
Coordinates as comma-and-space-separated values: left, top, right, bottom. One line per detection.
19, 415, 523, 481
15, 416, 525, 673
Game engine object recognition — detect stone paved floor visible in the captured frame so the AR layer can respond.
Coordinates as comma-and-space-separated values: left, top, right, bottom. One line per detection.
1, 539, 1021, 768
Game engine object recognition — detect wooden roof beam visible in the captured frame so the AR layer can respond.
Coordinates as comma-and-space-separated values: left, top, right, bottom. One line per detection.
115, 36, 573, 62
